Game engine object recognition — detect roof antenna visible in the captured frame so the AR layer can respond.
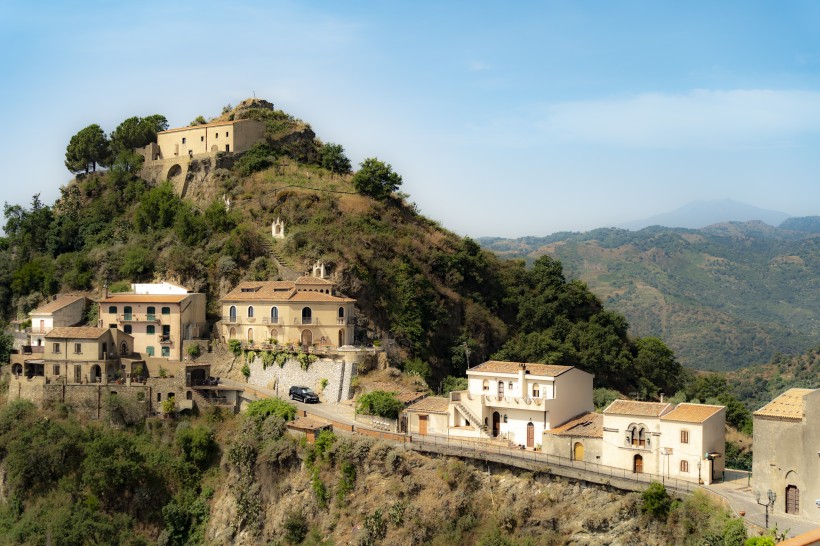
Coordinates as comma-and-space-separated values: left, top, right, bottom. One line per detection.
253, 90, 256, 98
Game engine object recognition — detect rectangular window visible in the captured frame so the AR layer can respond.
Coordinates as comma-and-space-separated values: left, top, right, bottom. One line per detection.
74, 343, 82, 354
157, 392, 162, 402
124, 325, 132, 335
532, 386, 540, 398
226, 131, 229, 137
53, 365, 60, 376
215, 133, 218, 138
147, 325, 155, 335
225, 144, 230, 152
680, 460, 689, 473
680, 430, 689, 444
182, 137, 186, 144
200, 136, 204, 142
52, 343, 60, 354
162, 346, 170, 357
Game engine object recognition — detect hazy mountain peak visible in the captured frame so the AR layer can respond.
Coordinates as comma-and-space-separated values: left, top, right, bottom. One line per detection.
619, 199, 790, 231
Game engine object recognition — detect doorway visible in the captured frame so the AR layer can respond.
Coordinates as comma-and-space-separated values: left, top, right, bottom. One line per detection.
574, 442, 585, 461
419, 415, 428, 435
492, 411, 501, 437
526, 422, 534, 448
634, 454, 643, 473
786, 485, 800, 515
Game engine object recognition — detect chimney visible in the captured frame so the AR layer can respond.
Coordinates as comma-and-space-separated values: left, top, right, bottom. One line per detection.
518, 363, 526, 395
660, 393, 664, 403
101, 281, 109, 300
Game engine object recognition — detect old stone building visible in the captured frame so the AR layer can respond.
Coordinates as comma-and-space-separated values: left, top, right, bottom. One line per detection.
752, 388, 820, 521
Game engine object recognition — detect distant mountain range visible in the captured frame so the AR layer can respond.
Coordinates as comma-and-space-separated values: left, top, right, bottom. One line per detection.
478, 218, 819, 371
618, 199, 790, 231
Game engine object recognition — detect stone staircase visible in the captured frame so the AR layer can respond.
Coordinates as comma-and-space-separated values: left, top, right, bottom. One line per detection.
454, 402, 489, 437
190, 388, 213, 410
260, 240, 299, 280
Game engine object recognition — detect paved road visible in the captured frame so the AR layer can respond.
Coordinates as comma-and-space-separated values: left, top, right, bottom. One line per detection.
706, 471, 818, 538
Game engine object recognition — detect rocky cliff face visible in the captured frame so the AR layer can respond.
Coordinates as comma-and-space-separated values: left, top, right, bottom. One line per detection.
206, 436, 669, 545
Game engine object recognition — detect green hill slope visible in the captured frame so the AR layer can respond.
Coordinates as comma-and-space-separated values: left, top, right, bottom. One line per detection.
479, 223, 819, 371
1, 100, 685, 395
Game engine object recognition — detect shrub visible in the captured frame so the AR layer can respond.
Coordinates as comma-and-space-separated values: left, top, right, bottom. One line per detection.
228, 339, 242, 356
161, 397, 176, 415
241, 363, 251, 380
186, 344, 201, 358
175, 425, 216, 468
402, 358, 431, 383
282, 510, 308, 544
641, 482, 671, 519
356, 391, 403, 419
246, 398, 296, 422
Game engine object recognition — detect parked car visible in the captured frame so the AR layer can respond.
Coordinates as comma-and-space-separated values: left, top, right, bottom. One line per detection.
289, 385, 319, 403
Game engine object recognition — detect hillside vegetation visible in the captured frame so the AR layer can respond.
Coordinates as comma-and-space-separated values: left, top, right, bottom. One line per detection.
479, 222, 819, 371
0, 99, 691, 398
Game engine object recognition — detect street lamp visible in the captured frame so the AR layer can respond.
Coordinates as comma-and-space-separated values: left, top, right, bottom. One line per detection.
755, 489, 777, 529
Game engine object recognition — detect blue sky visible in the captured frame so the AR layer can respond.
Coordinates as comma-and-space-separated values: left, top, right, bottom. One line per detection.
1, 1, 819, 237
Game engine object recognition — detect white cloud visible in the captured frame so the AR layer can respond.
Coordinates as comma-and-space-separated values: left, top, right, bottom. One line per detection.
536, 89, 820, 148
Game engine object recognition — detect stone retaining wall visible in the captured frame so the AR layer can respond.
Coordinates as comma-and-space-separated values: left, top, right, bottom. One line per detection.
247, 355, 354, 403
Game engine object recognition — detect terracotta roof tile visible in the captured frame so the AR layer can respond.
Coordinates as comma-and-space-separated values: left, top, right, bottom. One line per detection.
547, 412, 603, 438
754, 388, 816, 421
294, 276, 335, 285
603, 399, 672, 417
287, 417, 332, 431
405, 397, 450, 414
662, 403, 724, 423
468, 360, 574, 378
222, 280, 354, 303
46, 327, 108, 339
30, 295, 87, 315
159, 118, 258, 134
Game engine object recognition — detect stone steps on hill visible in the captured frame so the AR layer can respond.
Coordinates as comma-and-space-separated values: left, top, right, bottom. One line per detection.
261, 240, 300, 280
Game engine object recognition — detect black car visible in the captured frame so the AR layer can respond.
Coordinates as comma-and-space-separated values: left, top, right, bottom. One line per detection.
289, 385, 319, 403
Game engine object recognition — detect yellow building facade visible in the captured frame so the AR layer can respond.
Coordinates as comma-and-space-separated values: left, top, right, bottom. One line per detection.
220, 276, 355, 349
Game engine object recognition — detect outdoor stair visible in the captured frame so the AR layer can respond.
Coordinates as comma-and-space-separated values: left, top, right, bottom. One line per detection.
260, 240, 300, 280
190, 389, 213, 409
454, 403, 489, 437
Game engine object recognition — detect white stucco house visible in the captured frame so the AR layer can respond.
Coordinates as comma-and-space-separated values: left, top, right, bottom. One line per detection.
448, 361, 594, 449
601, 400, 726, 484
28, 295, 89, 349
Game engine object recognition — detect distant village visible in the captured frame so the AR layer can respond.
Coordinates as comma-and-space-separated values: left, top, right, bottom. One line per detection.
4, 114, 817, 530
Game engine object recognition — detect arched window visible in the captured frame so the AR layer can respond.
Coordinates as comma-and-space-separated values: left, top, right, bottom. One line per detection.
229, 327, 236, 339
161, 307, 171, 316
338, 307, 345, 317
123, 306, 132, 320
108, 305, 117, 314
229, 306, 237, 322
248, 306, 254, 318
269, 328, 278, 341
532, 384, 540, 398
627, 424, 648, 448
483, 379, 490, 391
271, 307, 279, 324
120, 342, 128, 355
247, 328, 254, 342
302, 307, 312, 324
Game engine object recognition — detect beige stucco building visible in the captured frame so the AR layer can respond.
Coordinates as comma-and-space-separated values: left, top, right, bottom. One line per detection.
28, 295, 89, 348
404, 396, 450, 435
139, 119, 265, 162
601, 400, 725, 484
220, 275, 356, 349
447, 361, 594, 449
542, 411, 603, 462
752, 388, 820, 521
98, 283, 207, 361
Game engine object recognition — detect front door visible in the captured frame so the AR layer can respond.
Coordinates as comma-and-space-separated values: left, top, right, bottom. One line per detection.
301, 329, 313, 347
574, 442, 585, 461
74, 365, 81, 383
786, 485, 800, 514
634, 454, 643, 473
418, 415, 428, 435
526, 422, 534, 448
492, 411, 500, 437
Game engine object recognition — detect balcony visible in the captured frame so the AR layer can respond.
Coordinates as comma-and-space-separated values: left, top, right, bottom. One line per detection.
118, 314, 161, 323
293, 317, 319, 325
481, 394, 549, 410
261, 317, 281, 325
223, 316, 238, 324
158, 335, 173, 345
337, 317, 348, 325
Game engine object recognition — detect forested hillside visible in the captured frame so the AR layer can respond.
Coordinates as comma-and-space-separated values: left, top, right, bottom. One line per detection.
479, 222, 819, 371
727, 345, 820, 411
0, 99, 691, 397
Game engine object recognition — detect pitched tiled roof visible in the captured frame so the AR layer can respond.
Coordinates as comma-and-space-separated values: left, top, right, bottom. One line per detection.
603, 399, 672, 417
662, 403, 724, 423
101, 294, 189, 303
753, 388, 816, 421
405, 397, 450, 414
468, 360, 574, 378
159, 118, 256, 134
46, 327, 108, 339
547, 412, 603, 438
222, 281, 354, 303
294, 276, 335, 285
287, 417, 332, 431
30, 295, 86, 315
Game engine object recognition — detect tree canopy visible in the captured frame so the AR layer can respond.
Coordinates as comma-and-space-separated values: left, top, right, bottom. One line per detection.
65, 124, 111, 174
352, 158, 402, 200
319, 142, 352, 174
110, 115, 168, 154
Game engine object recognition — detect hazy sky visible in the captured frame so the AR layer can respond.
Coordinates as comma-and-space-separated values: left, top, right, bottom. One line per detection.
2, 1, 819, 237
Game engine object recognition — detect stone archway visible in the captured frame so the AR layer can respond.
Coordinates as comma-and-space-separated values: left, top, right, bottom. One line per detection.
301, 329, 313, 347
167, 164, 182, 181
